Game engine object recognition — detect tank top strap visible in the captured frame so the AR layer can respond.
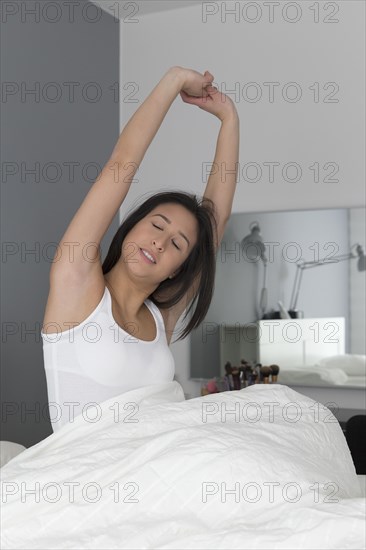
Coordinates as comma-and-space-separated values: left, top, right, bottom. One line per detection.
144, 298, 165, 331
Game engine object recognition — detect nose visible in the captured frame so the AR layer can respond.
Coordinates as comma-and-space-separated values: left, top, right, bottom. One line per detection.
152, 238, 164, 252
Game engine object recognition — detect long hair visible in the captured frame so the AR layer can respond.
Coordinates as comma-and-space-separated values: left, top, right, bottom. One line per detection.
102, 191, 218, 344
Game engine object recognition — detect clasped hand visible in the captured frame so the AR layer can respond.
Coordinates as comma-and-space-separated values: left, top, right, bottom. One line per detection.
177, 66, 238, 122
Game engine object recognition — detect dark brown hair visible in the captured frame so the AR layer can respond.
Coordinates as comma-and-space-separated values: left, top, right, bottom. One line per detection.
102, 191, 218, 343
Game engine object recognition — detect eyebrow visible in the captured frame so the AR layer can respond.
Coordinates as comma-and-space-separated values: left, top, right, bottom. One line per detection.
152, 214, 190, 248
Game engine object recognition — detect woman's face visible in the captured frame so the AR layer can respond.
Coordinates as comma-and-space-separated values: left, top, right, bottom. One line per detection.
121, 203, 199, 283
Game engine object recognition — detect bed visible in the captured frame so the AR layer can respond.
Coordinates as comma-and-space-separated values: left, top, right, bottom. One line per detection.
1, 382, 365, 549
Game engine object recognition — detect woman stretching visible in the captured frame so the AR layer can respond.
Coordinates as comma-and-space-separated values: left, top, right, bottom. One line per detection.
41, 66, 240, 432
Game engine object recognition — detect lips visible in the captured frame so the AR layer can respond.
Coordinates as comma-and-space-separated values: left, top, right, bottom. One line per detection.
140, 248, 156, 264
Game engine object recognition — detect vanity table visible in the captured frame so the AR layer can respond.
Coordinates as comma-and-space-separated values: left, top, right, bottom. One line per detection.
256, 318, 365, 421
190, 317, 366, 422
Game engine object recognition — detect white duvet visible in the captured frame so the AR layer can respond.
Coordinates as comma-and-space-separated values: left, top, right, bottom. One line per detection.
1, 383, 365, 550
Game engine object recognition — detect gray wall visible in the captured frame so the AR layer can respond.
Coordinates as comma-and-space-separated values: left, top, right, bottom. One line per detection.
1, 0, 120, 447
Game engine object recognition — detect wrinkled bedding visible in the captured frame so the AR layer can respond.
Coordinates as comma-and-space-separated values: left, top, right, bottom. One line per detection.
1, 382, 365, 549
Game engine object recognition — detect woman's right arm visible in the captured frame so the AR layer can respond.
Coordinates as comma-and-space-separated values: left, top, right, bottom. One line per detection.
109, 66, 185, 166
109, 66, 215, 165
51, 66, 194, 280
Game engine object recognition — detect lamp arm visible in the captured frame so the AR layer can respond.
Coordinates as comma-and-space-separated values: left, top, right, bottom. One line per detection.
298, 252, 355, 270
259, 261, 268, 316
289, 265, 302, 312
289, 250, 358, 311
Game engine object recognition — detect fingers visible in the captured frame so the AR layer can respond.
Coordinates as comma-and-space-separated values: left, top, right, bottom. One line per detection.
179, 90, 195, 103
180, 91, 202, 106
203, 85, 218, 99
204, 71, 214, 87
181, 89, 207, 101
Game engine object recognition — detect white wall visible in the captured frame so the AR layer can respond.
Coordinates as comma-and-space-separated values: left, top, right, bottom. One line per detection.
119, 1, 365, 397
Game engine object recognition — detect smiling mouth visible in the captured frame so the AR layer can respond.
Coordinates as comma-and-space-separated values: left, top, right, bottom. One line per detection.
140, 249, 156, 264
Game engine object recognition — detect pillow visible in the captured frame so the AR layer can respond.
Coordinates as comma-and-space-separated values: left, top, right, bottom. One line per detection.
279, 366, 349, 386
317, 354, 366, 376
0, 441, 26, 468
358, 475, 366, 497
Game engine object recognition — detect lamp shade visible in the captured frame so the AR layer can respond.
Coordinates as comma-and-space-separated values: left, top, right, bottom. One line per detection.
241, 222, 267, 263
356, 244, 366, 271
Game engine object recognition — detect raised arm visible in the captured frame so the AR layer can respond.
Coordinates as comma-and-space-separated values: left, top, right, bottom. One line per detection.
180, 86, 240, 251
52, 66, 214, 279
202, 111, 239, 249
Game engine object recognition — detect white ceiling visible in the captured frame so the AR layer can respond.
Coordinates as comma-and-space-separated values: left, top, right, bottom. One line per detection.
90, 0, 202, 18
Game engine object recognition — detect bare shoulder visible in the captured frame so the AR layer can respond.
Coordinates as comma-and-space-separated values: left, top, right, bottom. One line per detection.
42, 264, 106, 335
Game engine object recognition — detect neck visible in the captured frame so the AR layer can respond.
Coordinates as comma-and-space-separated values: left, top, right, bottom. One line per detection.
104, 262, 158, 319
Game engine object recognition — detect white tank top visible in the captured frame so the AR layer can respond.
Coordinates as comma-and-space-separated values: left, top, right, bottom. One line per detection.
41, 287, 175, 432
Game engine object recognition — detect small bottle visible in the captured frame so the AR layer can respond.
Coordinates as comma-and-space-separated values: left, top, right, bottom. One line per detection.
269, 364, 280, 383
260, 366, 271, 384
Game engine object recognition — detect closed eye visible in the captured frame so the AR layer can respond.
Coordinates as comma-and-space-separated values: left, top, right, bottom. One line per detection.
152, 223, 181, 250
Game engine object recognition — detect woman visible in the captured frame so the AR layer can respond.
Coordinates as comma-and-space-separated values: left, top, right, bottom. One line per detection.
41, 66, 239, 431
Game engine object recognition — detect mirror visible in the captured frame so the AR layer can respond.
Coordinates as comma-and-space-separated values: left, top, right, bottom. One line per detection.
190, 207, 366, 388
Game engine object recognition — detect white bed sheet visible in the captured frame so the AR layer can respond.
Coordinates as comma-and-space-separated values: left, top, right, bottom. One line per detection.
1, 382, 365, 550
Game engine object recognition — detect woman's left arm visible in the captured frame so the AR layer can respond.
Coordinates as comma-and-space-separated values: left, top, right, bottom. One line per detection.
203, 112, 239, 248
180, 81, 240, 250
